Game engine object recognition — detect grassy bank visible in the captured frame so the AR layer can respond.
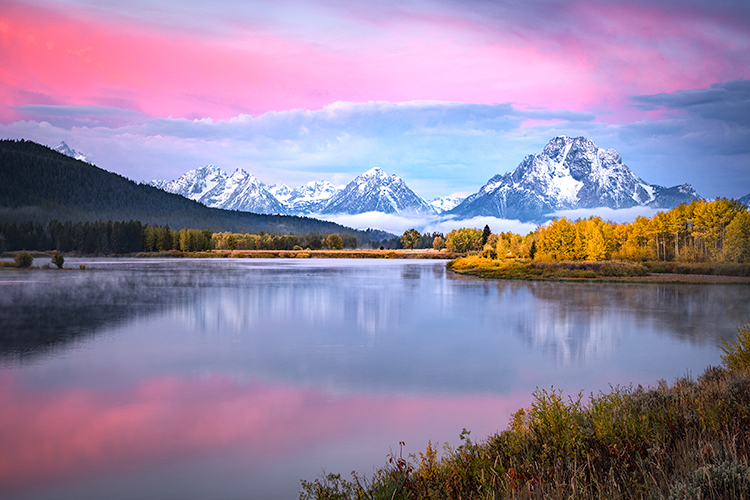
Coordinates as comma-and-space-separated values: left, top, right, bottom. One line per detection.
447, 257, 650, 280
448, 256, 750, 282
301, 324, 750, 499
132, 249, 461, 259
1, 249, 461, 264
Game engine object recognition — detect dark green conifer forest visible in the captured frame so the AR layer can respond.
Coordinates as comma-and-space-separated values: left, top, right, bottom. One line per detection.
0, 139, 391, 247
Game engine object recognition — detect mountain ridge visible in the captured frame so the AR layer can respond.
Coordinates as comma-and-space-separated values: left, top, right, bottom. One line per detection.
320, 167, 436, 216
0, 139, 392, 241
151, 166, 437, 217
447, 136, 701, 221
149, 136, 702, 222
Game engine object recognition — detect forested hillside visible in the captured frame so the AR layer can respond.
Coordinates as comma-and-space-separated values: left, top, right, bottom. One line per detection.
0, 139, 389, 241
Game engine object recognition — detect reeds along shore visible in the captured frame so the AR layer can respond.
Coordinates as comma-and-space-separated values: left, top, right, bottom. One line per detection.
447, 256, 750, 280
301, 324, 750, 500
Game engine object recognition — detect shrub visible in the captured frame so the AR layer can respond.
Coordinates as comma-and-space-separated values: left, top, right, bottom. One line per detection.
720, 321, 750, 371
51, 250, 64, 269
14, 252, 33, 268
326, 234, 344, 250
670, 462, 750, 500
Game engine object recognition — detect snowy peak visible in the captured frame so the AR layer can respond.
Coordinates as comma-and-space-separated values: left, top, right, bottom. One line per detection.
268, 183, 292, 203
284, 180, 341, 214
267, 180, 341, 214
151, 165, 288, 215
360, 167, 387, 178
449, 136, 700, 221
54, 141, 91, 163
322, 169, 436, 216
163, 165, 227, 202
153, 165, 435, 217
430, 195, 465, 213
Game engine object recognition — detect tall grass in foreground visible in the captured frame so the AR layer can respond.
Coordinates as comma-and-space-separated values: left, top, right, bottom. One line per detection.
301, 326, 750, 500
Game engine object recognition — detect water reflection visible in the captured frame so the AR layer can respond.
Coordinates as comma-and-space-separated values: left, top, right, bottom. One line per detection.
1, 259, 749, 499
2, 260, 749, 373
0, 370, 526, 500
507, 281, 750, 365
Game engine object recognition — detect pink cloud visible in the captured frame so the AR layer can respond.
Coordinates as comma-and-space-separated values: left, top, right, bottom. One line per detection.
1, 0, 748, 124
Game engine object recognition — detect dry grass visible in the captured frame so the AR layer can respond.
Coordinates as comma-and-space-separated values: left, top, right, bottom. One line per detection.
448, 258, 650, 281
133, 249, 461, 259
301, 365, 750, 500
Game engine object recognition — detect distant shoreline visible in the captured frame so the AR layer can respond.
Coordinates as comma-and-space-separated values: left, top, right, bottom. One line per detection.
448, 258, 750, 284
0, 248, 461, 263
132, 249, 461, 259
4, 252, 750, 284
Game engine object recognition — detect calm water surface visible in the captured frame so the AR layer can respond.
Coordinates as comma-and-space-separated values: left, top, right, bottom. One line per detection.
1, 258, 749, 500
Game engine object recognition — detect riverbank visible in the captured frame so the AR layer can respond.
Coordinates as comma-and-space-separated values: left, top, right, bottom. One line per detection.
301, 364, 750, 500
0, 248, 461, 266
133, 249, 461, 259
448, 257, 750, 284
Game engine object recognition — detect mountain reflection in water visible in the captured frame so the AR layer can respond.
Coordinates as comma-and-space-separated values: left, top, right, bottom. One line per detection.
1, 258, 748, 500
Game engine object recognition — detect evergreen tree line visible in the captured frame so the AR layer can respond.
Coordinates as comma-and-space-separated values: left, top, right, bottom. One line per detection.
0, 219, 370, 254
1, 219, 146, 254
454, 198, 750, 263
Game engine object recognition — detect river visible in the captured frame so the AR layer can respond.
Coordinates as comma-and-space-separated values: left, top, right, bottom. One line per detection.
1, 258, 748, 499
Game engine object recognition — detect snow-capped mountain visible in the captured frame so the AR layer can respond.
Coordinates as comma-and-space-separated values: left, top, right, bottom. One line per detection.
151, 165, 288, 215
739, 193, 750, 207
152, 166, 433, 217
430, 195, 465, 214
268, 184, 292, 203
54, 141, 91, 163
448, 136, 700, 221
271, 180, 341, 214
321, 167, 436, 216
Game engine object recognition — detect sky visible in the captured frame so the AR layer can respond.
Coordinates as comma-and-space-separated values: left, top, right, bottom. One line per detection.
1, 0, 749, 229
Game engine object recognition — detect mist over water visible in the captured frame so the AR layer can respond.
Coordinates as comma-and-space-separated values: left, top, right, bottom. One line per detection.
1, 259, 748, 499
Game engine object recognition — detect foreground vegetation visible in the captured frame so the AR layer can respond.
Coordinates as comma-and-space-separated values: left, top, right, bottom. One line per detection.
301, 324, 750, 500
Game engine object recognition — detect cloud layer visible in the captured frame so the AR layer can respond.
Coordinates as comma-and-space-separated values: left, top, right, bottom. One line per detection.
1, 0, 748, 207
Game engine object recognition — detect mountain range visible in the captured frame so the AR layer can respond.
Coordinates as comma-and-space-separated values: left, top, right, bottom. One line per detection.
48, 136, 705, 223
151, 166, 447, 217
147, 136, 701, 222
